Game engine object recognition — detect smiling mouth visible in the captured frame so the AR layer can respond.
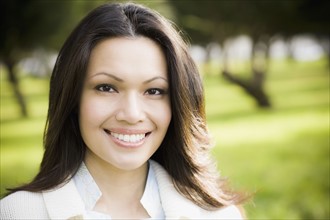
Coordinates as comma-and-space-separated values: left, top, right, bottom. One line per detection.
104, 129, 150, 143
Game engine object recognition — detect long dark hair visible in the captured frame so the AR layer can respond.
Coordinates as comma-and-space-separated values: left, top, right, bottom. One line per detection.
8, 3, 244, 210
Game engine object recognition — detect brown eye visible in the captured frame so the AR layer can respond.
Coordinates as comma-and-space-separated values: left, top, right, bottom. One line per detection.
145, 88, 165, 95
95, 84, 116, 92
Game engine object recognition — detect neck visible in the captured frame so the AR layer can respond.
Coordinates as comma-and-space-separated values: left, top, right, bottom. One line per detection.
84, 153, 148, 201
84, 151, 150, 217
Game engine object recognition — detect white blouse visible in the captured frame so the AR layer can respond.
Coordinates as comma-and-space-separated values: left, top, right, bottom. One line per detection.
73, 161, 165, 219
1, 160, 244, 219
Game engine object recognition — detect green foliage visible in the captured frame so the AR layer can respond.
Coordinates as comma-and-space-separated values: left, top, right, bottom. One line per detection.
0, 58, 329, 219
1, 0, 108, 61
170, 0, 330, 45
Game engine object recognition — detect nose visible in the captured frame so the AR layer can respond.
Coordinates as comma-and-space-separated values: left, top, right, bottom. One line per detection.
115, 92, 145, 124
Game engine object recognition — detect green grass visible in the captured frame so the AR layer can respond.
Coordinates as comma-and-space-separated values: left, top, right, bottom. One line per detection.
204, 58, 329, 219
1, 73, 48, 195
0, 58, 329, 219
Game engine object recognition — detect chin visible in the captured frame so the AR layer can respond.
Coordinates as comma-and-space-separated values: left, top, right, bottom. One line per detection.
111, 159, 148, 171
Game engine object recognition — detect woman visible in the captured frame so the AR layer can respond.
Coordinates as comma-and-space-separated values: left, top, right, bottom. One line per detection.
1, 3, 246, 219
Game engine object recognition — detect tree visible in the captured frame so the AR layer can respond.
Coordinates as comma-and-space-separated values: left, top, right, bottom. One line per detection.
170, 0, 329, 108
0, 0, 105, 117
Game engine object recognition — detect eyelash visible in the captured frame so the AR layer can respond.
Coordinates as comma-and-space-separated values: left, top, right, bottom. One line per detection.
95, 84, 167, 96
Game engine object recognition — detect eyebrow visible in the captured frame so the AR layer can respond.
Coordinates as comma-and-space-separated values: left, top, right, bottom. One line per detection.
90, 72, 168, 84
143, 76, 168, 84
89, 72, 123, 82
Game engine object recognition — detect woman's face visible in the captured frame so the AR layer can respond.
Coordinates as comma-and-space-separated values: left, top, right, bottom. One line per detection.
79, 37, 171, 171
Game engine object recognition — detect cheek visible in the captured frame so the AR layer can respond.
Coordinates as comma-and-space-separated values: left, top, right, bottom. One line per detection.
164, 105, 172, 125
155, 101, 172, 130
79, 95, 109, 129
165, 99, 172, 123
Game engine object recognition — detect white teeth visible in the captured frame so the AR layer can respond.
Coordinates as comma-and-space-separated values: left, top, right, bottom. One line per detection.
111, 132, 146, 143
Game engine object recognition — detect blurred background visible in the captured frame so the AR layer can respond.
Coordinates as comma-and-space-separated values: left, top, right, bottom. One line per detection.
1, 0, 329, 219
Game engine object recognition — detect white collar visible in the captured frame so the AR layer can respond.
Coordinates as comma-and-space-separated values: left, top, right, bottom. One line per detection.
73, 161, 164, 219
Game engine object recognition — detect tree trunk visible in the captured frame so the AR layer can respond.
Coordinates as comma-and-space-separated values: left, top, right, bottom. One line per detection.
4, 59, 28, 117
222, 69, 271, 108
221, 36, 271, 108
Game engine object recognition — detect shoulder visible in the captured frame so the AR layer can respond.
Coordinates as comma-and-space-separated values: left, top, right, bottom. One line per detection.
149, 160, 245, 219
149, 160, 168, 178
202, 205, 245, 219
0, 191, 48, 219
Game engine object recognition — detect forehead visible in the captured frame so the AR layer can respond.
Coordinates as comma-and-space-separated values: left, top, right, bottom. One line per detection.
87, 37, 168, 80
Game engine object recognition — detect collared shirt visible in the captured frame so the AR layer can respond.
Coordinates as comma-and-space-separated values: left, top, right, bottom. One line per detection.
73, 161, 165, 219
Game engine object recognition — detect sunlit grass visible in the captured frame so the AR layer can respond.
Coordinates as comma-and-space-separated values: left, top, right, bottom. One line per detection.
213, 129, 329, 219
0, 71, 48, 196
203, 58, 329, 219
209, 110, 328, 146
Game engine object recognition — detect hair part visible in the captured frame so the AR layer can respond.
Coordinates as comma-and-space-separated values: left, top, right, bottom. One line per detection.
7, 2, 245, 210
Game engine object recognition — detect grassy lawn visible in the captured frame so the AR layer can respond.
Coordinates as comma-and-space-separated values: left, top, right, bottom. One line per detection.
0, 74, 48, 197
1, 58, 329, 219
204, 58, 329, 219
